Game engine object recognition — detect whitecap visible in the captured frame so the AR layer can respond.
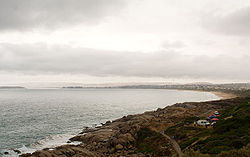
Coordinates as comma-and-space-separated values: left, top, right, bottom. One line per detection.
3, 134, 82, 157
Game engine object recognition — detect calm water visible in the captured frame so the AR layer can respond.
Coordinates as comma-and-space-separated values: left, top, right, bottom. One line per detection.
0, 88, 219, 156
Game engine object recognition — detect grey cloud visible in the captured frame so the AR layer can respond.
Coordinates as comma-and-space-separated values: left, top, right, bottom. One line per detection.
0, 0, 125, 31
202, 5, 250, 36
0, 43, 249, 80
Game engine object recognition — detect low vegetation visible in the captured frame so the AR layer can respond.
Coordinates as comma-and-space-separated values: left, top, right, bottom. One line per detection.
165, 99, 250, 156
135, 128, 174, 156
184, 143, 250, 157
165, 116, 210, 150
216, 143, 250, 157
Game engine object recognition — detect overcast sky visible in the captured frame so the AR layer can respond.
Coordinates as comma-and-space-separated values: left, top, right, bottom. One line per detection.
0, 0, 250, 86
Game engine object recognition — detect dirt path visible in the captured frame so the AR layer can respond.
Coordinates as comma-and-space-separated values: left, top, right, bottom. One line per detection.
185, 136, 209, 150
160, 130, 183, 157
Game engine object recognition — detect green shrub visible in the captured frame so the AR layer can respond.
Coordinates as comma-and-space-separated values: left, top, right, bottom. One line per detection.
166, 101, 250, 155
216, 143, 250, 157
208, 146, 231, 154
181, 137, 199, 150
184, 116, 200, 124
183, 150, 210, 157
193, 102, 250, 154
136, 128, 173, 156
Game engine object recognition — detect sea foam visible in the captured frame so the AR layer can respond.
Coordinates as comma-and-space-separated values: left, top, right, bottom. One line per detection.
2, 134, 81, 157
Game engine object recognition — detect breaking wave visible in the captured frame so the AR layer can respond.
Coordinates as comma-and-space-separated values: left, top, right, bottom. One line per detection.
1, 134, 81, 157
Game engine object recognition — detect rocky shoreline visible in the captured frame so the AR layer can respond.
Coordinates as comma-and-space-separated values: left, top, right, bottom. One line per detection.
20, 96, 248, 157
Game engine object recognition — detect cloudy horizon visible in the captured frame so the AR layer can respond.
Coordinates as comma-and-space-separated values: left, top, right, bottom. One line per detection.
0, 0, 250, 86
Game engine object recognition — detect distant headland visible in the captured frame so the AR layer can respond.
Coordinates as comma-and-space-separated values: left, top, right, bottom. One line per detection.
0, 86, 25, 89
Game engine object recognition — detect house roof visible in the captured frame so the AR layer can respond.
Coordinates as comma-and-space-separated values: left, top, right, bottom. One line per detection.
209, 114, 216, 118
211, 118, 219, 121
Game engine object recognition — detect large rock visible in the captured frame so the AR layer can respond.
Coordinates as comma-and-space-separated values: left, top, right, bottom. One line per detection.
21, 96, 245, 157
115, 144, 123, 150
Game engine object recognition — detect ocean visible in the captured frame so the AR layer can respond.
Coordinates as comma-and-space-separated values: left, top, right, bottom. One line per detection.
0, 88, 219, 156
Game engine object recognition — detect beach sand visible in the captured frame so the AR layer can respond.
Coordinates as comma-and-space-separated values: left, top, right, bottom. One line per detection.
211, 91, 237, 100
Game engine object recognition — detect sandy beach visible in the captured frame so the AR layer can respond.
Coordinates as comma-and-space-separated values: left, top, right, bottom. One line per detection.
211, 91, 237, 100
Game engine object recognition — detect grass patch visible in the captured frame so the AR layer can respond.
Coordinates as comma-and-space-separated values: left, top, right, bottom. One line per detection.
165, 98, 250, 155
165, 117, 210, 149
181, 137, 199, 150
193, 101, 250, 154
135, 128, 173, 156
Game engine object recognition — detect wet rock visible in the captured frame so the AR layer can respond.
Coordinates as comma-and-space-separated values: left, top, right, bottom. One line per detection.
20, 153, 32, 157
105, 120, 111, 124
4, 152, 9, 155
80, 127, 100, 134
69, 135, 82, 142
11, 148, 21, 154
42, 148, 50, 151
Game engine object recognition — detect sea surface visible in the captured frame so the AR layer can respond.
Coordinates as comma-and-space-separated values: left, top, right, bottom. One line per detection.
0, 88, 219, 156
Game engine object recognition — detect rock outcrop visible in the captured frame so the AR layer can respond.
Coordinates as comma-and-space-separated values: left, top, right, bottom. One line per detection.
20, 97, 247, 157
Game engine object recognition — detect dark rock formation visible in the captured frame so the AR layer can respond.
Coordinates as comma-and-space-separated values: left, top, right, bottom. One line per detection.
20, 97, 249, 157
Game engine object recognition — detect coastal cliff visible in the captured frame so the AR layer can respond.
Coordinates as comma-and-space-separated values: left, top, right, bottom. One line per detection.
20, 97, 250, 157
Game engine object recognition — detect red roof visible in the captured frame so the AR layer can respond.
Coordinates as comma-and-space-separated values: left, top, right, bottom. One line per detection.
211, 118, 219, 121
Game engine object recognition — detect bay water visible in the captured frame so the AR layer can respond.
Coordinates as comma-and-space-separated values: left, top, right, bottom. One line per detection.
0, 88, 219, 156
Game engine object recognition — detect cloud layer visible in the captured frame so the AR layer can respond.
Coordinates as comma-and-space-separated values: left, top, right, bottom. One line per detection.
0, 0, 250, 83
202, 5, 250, 36
1, 43, 249, 80
0, 0, 125, 31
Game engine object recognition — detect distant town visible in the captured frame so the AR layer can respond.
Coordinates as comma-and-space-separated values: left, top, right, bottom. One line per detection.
62, 82, 250, 96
